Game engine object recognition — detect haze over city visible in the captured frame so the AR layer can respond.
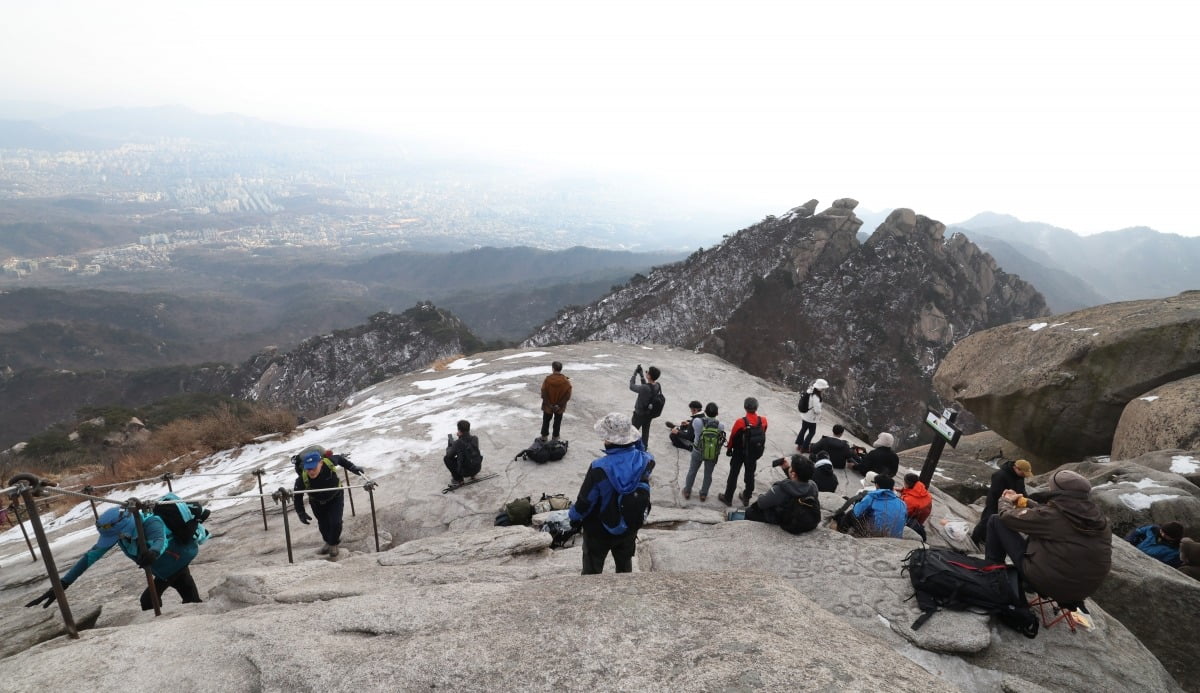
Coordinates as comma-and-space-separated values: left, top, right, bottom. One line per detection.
3, 0, 1199, 236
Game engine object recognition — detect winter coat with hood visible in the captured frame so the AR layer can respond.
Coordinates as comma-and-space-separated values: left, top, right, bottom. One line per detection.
900, 480, 932, 525
852, 488, 907, 538
997, 474, 1112, 603
800, 389, 823, 424
541, 372, 572, 413
753, 478, 819, 526
1126, 525, 1182, 567
569, 442, 655, 537
813, 459, 839, 493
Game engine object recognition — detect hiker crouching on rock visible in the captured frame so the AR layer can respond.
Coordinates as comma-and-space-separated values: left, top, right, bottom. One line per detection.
568, 413, 655, 574
26, 506, 202, 611
444, 419, 483, 488
294, 445, 365, 558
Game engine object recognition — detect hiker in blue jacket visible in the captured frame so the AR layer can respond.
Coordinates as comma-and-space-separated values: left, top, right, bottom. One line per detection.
1126, 522, 1184, 567
846, 474, 907, 538
569, 413, 655, 574
25, 505, 202, 611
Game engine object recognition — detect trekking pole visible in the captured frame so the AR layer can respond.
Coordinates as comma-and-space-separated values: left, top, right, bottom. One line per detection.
82, 486, 100, 523
273, 488, 295, 564
128, 498, 161, 616
365, 480, 380, 552
253, 469, 269, 531
7, 474, 78, 638
343, 469, 356, 517
163, 473, 175, 494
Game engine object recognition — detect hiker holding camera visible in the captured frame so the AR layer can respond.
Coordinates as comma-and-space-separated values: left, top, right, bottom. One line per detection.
629, 364, 663, 444
444, 420, 483, 488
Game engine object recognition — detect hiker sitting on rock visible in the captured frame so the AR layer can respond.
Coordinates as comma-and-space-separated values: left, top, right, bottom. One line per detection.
899, 472, 932, 542
812, 452, 839, 493
970, 459, 1032, 547
294, 445, 365, 558
1126, 521, 1184, 567
984, 470, 1112, 604
744, 456, 819, 528
443, 419, 483, 488
849, 432, 899, 478
568, 413, 655, 574
808, 424, 853, 468
667, 400, 703, 451
26, 506, 203, 611
832, 473, 906, 538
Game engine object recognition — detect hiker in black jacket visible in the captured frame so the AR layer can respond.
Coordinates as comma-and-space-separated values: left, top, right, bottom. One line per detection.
808, 424, 854, 469
294, 446, 365, 558
629, 365, 662, 444
971, 459, 1032, 546
444, 419, 483, 487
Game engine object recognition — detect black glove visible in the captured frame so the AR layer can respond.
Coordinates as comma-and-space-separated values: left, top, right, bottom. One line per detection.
297, 511, 311, 525
25, 587, 61, 609
354, 468, 365, 477
137, 550, 159, 568
569, 519, 582, 530
725, 447, 733, 457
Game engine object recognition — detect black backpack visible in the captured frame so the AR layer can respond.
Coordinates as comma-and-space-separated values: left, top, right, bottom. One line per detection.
644, 384, 666, 420
776, 494, 821, 535
902, 547, 1039, 638
739, 416, 766, 461
798, 391, 812, 414
599, 481, 651, 535
514, 437, 569, 464
154, 492, 210, 545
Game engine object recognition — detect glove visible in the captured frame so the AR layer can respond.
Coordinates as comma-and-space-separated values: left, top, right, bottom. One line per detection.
569, 519, 582, 530
725, 447, 733, 457
25, 587, 60, 609
137, 550, 159, 568
354, 468, 365, 477
296, 512, 312, 525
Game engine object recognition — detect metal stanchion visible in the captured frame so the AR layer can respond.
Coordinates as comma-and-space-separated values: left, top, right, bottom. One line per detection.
163, 473, 174, 494
128, 498, 161, 616
253, 469, 268, 531
273, 488, 295, 564
8, 474, 78, 638
343, 469, 357, 517
365, 481, 380, 552
82, 486, 100, 523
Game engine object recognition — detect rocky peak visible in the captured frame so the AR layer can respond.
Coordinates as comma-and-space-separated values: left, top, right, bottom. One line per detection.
526, 199, 1048, 444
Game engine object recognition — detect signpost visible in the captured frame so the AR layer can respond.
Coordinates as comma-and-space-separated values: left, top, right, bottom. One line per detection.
919, 408, 962, 488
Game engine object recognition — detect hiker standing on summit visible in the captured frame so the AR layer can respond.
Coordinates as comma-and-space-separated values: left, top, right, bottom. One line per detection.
796, 378, 827, 453
629, 364, 663, 444
293, 445, 365, 558
539, 361, 571, 441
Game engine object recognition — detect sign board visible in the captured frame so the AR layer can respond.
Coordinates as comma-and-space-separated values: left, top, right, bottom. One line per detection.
924, 410, 962, 447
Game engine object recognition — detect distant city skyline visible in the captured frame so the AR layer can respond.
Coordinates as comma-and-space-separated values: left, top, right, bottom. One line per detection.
3, 0, 1198, 236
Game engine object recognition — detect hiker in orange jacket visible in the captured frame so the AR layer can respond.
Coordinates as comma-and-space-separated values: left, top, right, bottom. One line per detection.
900, 472, 932, 541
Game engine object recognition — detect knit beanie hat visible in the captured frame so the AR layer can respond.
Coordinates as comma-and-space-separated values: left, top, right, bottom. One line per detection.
1048, 469, 1091, 498
873, 432, 894, 448
595, 413, 640, 445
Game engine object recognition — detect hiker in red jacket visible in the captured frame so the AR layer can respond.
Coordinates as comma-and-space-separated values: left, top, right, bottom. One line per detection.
900, 472, 932, 541
718, 397, 768, 507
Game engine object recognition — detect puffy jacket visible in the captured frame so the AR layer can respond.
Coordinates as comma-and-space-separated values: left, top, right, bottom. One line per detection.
852, 489, 907, 538
61, 513, 197, 585
813, 460, 839, 493
1125, 525, 1182, 567
754, 479, 819, 526
998, 493, 1112, 602
569, 443, 655, 536
900, 481, 932, 525
541, 373, 572, 413
862, 447, 899, 478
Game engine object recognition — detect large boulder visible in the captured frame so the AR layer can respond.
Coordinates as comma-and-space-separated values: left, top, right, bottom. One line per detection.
1113, 375, 1200, 460
933, 291, 1200, 463
1121, 449, 1200, 490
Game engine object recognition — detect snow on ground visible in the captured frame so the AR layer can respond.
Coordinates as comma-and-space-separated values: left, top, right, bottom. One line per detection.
496, 351, 549, 361
1028, 323, 1048, 331
1171, 455, 1199, 474
1120, 493, 1181, 511
1139, 396, 1160, 402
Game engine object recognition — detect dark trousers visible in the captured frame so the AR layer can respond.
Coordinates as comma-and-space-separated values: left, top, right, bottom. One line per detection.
312, 493, 345, 546
984, 514, 1027, 571
541, 411, 563, 438
140, 566, 201, 610
744, 504, 768, 523
723, 453, 758, 501
971, 510, 995, 545
631, 412, 651, 445
798, 421, 817, 451
906, 517, 928, 542
581, 528, 637, 574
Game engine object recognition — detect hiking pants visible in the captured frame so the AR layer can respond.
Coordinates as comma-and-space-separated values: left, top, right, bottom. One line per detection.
798, 421, 817, 451
984, 514, 1027, 571
312, 493, 345, 546
723, 452, 758, 502
684, 449, 717, 497
541, 411, 563, 438
581, 528, 637, 574
140, 566, 201, 610
631, 411, 651, 445
744, 503, 769, 523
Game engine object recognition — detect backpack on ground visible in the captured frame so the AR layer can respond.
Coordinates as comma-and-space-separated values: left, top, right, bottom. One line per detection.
514, 437, 569, 464
776, 495, 821, 535
496, 496, 533, 526
698, 418, 726, 464
532, 493, 573, 514
600, 481, 652, 535
644, 384, 666, 420
740, 416, 767, 461
154, 492, 210, 545
798, 391, 812, 414
902, 547, 1039, 638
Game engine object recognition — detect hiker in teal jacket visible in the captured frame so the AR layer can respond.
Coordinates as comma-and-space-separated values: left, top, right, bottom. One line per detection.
569, 413, 655, 574
25, 506, 201, 611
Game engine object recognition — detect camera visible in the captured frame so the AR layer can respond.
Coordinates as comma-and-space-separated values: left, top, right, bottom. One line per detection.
772, 457, 786, 468
635, 364, 643, 373
447, 433, 455, 443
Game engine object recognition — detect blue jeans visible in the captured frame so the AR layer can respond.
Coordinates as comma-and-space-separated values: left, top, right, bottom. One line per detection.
684, 449, 717, 496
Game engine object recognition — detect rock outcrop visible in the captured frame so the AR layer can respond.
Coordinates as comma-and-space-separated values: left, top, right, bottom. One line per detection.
934, 291, 1200, 463
527, 201, 1048, 445
1113, 374, 1200, 460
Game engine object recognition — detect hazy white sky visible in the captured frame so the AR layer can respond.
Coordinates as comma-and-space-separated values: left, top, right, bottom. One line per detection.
3, 0, 1198, 235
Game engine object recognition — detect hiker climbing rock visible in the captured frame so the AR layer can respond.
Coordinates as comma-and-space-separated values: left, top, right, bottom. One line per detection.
293, 445, 365, 558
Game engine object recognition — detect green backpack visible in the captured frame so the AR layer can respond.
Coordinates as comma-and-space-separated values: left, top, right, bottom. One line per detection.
698, 418, 725, 463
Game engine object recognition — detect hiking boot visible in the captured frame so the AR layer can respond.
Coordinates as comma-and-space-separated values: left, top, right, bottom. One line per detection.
699, 494, 707, 502
317, 544, 331, 555
682, 489, 691, 500
663, 421, 676, 430
717, 493, 732, 507
739, 490, 752, 506
328, 545, 340, 558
